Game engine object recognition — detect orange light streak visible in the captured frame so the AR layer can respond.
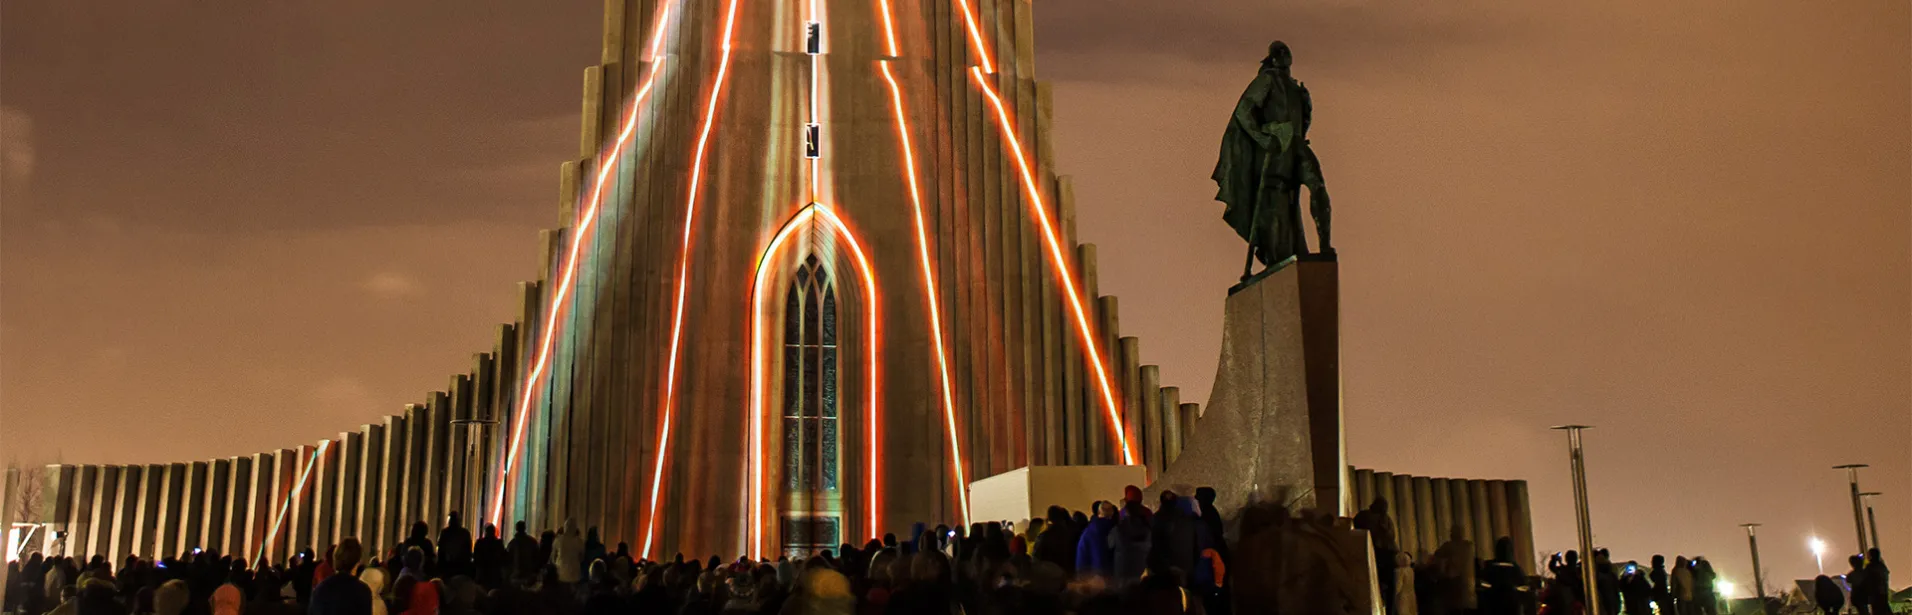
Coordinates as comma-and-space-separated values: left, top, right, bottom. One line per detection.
488, 3, 677, 531
876, 0, 899, 57
745, 204, 883, 558
969, 67, 1136, 466
951, 0, 995, 74
876, 60, 970, 525
642, 0, 746, 559
815, 205, 883, 543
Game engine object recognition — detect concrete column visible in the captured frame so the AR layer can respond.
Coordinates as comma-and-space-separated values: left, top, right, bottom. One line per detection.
1413, 476, 1437, 557
1353, 469, 1375, 511
1506, 480, 1536, 574
264, 449, 295, 564
1468, 480, 1494, 561
336, 432, 364, 544
1177, 403, 1199, 465
155, 463, 187, 559
1486, 479, 1511, 550
1076, 244, 1101, 466
87, 467, 121, 559
201, 459, 230, 556
1429, 478, 1452, 548
425, 391, 451, 530
308, 441, 339, 556
108, 465, 143, 563
1448, 479, 1474, 548
380, 413, 409, 554
446, 375, 472, 524
401, 404, 427, 532
42, 466, 75, 555
288, 444, 317, 558
1138, 364, 1162, 475
64, 465, 97, 557
224, 457, 253, 556
1391, 473, 1417, 561
1118, 336, 1141, 468
1373, 471, 1396, 531
358, 423, 386, 550
177, 461, 208, 555
1057, 203, 1084, 466
243, 453, 276, 563
1159, 387, 1183, 467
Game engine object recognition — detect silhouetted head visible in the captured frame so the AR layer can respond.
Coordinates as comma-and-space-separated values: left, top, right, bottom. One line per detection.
482, 523, 497, 539
1867, 548, 1883, 565
447, 511, 462, 529
1495, 537, 1516, 562
1195, 487, 1217, 506
1565, 550, 1580, 566
515, 520, 527, 535
1652, 554, 1665, 568
1263, 41, 1293, 70
1851, 555, 1866, 570
1369, 497, 1389, 513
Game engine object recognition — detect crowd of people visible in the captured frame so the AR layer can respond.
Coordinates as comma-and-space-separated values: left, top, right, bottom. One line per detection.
2, 488, 1890, 615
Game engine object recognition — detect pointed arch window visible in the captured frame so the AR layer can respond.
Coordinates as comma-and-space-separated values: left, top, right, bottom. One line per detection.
783, 256, 839, 493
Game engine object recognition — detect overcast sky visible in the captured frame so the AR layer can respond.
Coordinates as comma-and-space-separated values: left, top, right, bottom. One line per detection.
2, 0, 1906, 590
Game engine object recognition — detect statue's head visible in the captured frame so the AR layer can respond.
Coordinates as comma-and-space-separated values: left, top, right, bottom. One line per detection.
1264, 41, 1293, 70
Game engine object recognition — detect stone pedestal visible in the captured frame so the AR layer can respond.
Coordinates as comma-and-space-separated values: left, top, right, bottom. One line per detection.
1146, 258, 1344, 516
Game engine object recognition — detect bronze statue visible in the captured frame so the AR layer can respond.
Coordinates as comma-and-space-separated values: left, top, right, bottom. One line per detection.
1213, 41, 1332, 278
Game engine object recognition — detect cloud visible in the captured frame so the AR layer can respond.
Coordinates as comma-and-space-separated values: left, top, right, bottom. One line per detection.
1, 106, 35, 211
362, 271, 422, 297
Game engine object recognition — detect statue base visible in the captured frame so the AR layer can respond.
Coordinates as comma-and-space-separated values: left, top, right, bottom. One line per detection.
1148, 257, 1345, 518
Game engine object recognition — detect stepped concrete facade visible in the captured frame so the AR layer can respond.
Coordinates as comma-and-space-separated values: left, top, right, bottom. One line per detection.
4, 0, 1536, 567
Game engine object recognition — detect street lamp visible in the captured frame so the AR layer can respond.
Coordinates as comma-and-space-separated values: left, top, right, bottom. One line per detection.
1740, 524, 1767, 602
1833, 464, 1869, 552
1809, 536, 1827, 575
1858, 492, 1882, 553
1552, 425, 1600, 615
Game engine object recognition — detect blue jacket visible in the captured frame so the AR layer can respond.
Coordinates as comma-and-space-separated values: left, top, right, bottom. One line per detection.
1075, 516, 1116, 577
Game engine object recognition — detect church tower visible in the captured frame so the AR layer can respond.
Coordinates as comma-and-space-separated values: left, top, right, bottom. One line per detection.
488, 0, 1197, 559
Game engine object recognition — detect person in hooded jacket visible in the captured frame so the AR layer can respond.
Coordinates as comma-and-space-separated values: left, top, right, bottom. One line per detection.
1812, 575, 1844, 615
552, 521, 586, 586
1112, 494, 1154, 583
1032, 505, 1081, 575
471, 523, 506, 589
1862, 549, 1889, 615
1077, 501, 1118, 578
437, 512, 473, 579
1479, 538, 1529, 615
1152, 493, 1203, 585
507, 521, 541, 585
358, 567, 390, 615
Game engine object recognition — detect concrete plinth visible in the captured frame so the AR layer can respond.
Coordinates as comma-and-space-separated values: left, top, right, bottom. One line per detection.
1148, 259, 1343, 517
969, 465, 1147, 524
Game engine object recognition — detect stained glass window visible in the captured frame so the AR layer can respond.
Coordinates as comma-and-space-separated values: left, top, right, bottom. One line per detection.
782, 256, 841, 496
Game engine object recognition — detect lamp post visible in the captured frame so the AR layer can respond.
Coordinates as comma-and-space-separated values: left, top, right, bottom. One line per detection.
1809, 536, 1827, 575
1552, 425, 1600, 615
1740, 524, 1766, 603
1833, 464, 1869, 552
1858, 492, 1882, 554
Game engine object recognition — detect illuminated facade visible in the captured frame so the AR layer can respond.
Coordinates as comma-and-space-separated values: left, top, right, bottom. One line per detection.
0, 0, 1548, 567
0, 0, 1210, 565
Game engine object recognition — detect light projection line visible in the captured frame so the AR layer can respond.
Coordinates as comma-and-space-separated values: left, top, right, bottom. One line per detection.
970, 67, 1136, 466
489, 2, 678, 530
950, 0, 995, 74
642, 0, 746, 559
876, 59, 970, 526
744, 203, 882, 559
257, 441, 329, 564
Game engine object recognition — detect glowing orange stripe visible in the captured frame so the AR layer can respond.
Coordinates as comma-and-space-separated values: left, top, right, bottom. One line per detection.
970, 67, 1136, 465
951, 0, 995, 74
488, 3, 676, 530
815, 205, 883, 543
876, 60, 970, 525
745, 204, 883, 557
642, 0, 746, 559
876, 0, 899, 57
